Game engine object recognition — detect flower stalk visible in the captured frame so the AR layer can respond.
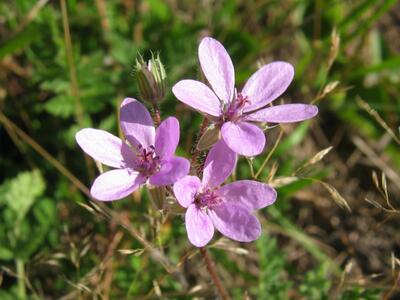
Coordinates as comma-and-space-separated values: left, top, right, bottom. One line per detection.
199, 247, 230, 300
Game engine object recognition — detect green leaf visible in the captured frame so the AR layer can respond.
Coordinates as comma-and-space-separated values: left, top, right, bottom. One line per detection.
0, 170, 45, 222
0, 26, 38, 59
44, 95, 75, 118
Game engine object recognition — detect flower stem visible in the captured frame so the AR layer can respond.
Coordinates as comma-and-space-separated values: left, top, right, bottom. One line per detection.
16, 259, 26, 300
152, 102, 161, 126
199, 247, 230, 300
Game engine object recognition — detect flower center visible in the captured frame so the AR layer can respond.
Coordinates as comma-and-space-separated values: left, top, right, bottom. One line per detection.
134, 145, 160, 176
223, 92, 249, 122
195, 189, 223, 209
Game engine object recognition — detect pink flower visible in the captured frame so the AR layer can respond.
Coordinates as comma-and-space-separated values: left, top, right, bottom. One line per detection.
172, 37, 318, 156
76, 98, 190, 201
173, 140, 277, 247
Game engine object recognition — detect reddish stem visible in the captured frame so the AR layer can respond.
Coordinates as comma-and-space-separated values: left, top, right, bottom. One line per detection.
152, 103, 161, 126
199, 247, 230, 300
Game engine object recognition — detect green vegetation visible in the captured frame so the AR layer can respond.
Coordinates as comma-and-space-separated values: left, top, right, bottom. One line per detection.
1, 0, 399, 299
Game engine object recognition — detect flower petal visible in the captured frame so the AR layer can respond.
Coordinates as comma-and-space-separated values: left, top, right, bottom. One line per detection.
202, 140, 237, 188
155, 117, 180, 159
90, 169, 146, 201
198, 37, 235, 104
149, 157, 190, 186
247, 104, 318, 123
172, 80, 222, 117
218, 180, 277, 210
76, 128, 135, 168
209, 203, 261, 242
120, 98, 155, 148
185, 204, 214, 247
242, 62, 294, 112
221, 121, 265, 156
173, 176, 201, 208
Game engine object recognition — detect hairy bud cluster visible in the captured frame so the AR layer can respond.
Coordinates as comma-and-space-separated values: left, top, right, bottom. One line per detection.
135, 53, 167, 104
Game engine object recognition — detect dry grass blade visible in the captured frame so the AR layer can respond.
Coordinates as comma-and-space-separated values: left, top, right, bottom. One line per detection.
352, 136, 400, 190
117, 249, 145, 256
269, 176, 299, 188
319, 181, 351, 212
356, 98, 400, 145
295, 146, 333, 174
328, 28, 340, 70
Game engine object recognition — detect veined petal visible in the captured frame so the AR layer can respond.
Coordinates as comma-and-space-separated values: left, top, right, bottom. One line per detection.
242, 62, 294, 112
202, 140, 237, 188
149, 157, 190, 186
185, 204, 214, 247
209, 203, 261, 242
120, 98, 155, 148
198, 37, 235, 104
247, 104, 318, 123
90, 169, 145, 201
155, 117, 180, 159
172, 80, 222, 117
218, 180, 277, 210
221, 121, 265, 156
173, 176, 201, 208
76, 128, 135, 168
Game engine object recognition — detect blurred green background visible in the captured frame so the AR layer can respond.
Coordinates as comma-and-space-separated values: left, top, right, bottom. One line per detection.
1, 0, 399, 299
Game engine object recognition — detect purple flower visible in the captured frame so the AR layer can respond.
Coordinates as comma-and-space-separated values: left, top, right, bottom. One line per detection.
173, 140, 277, 247
172, 37, 318, 156
76, 98, 190, 201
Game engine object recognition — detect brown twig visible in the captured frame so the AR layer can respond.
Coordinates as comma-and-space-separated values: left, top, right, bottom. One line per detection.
199, 247, 230, 300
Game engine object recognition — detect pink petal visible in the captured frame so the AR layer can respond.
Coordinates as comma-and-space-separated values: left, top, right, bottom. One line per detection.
149, 157, 190, 186
90, 169, 145, 201
247, 104, 318, 123
242, 62, 294, 112
155, 117, 180, 159
218, 180, 277, 210
120, 98, 155, 148
202, 140, 237, 188
173, 176, 201, 208
198, 37, 235, 104
172, 80, 222, 117
76, 128, 135, 168
221, 121, 265, 156
209, 203, 261, 242
185, 204, 214, 247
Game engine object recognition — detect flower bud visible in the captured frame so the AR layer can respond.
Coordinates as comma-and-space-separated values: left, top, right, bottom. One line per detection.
147, 185, 166, 211
135, 53, 167, 104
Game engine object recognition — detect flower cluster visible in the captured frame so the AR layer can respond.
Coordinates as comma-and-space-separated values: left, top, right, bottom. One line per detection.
76, 37, 318, 247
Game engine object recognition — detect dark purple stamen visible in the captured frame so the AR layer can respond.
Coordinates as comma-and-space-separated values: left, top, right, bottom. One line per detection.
195, 189, 223, 209
135, 145, 160, 176
223, 92, 250, 122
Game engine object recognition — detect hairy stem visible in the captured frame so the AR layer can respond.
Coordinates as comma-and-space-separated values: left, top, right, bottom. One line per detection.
152, 102, 161, 126
199, 247, 230, 300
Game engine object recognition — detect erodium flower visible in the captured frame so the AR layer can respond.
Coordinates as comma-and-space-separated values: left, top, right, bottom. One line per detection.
76, 98, 190, 201
172, 37, 319, 156
173, 140, 277, 247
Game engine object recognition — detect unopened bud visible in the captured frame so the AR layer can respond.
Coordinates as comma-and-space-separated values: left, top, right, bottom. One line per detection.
135, 53, 167, 104
166, 197, 186, 215
197, 125, 221, 151
147, 186, 166, 210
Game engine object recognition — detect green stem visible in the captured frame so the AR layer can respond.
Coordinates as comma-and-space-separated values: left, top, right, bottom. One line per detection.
16, 259, 26, 300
